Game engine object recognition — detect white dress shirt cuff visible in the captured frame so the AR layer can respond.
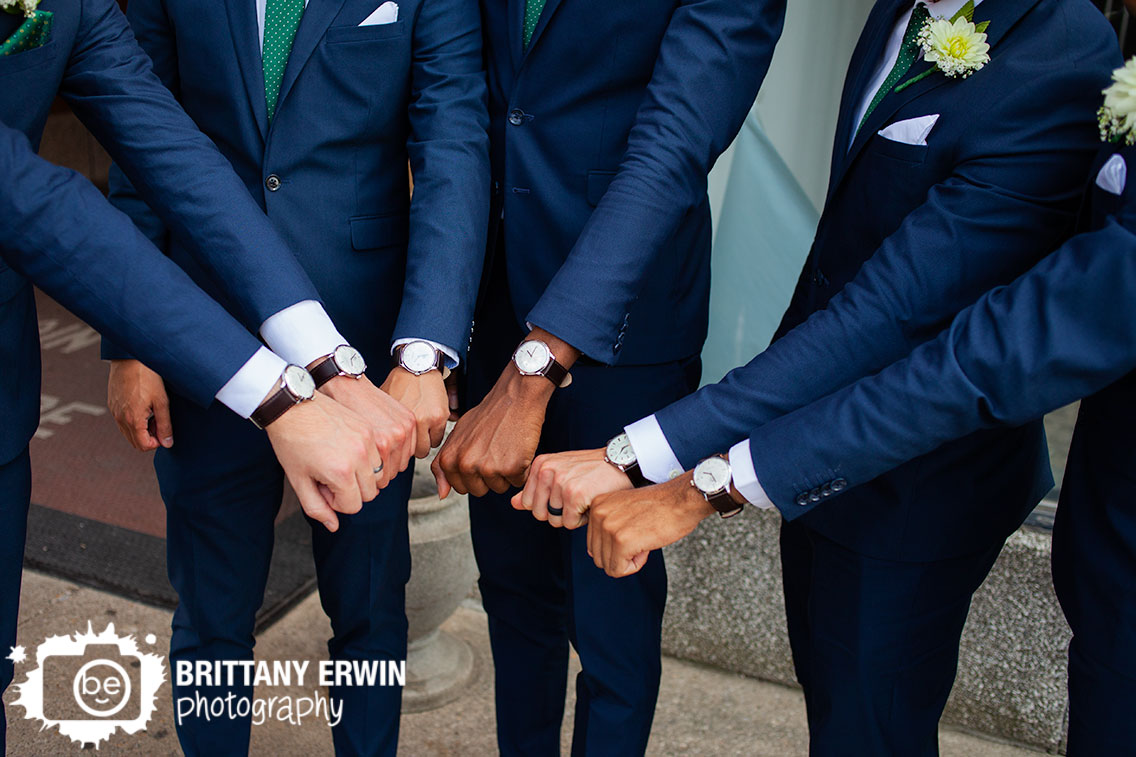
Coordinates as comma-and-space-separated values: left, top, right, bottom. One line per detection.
728, 439, 774, 510
391, 338, 460, 369
259, 300, 348, 368
215, 347, 288, 419
625, 415, 686, 484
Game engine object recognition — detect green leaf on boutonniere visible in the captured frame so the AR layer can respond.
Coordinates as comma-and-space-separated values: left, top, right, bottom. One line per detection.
949, 0, 975, 23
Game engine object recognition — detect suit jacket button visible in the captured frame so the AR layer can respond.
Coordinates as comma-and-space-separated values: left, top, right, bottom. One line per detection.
832, 478, 847, 492
508, 109, 525, 126
265, 174, 282, 192
796, 494, 809, 507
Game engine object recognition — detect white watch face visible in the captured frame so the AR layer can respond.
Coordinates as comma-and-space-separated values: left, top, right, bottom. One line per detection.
606, 433, 637, 467
514, 340, 552, 375
693, 456, 732, 495
333, 345, 367, 377
283, 365, 316, 400
400, 341, 438, 374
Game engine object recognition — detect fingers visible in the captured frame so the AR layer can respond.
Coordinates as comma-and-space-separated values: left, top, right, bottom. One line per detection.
356, 443, 380, 504
415, 418, 432, 460
547, 483, 564, 529
152, 395, 174, 449
446, 377, 461, 421
432, 455, 453, 500
562, 497, 588, 530
328, 474, 364, 516
525, 462, 555, 521
294, 477, 340, 533
428, 418, 447, 451
131, 413, 158, 452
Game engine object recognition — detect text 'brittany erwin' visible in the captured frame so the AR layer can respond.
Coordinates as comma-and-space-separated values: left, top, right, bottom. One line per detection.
174, 659, 406, 689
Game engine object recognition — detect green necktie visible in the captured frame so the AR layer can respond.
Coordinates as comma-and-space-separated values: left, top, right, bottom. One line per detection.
263, 0, 305, 121
0, 10, 53, 57
856, 3, 931, 136
522, 0, 546, 50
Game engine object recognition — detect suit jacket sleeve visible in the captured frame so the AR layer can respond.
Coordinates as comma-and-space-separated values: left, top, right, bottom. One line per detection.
652, 51, 1111, 468
62, 0, 321, 334
392, 0, 490, 360
0, 120, 263, 407
524, 0, 786, 362
745, 217, 1136, 517
100, 0, 178, 361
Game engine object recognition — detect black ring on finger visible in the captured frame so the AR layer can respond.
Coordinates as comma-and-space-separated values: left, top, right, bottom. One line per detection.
547, 506, 564, 517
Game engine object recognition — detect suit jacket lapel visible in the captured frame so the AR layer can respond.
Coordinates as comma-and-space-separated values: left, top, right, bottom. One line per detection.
828, 0, 1044, 203
507, 0, 524, 72
829, 0, 909, 189
225, 0, 269, 141
277, 0, 350, 116
523, 0, 565, 59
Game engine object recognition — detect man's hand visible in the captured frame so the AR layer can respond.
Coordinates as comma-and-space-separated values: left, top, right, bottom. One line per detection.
265, 394, 382, 533
381, 367, 449, 459
432, 329, 580, 499
511, 448, 632, 529
321, 374, 416, 489
107, 360, 173, 451
587, 472, 716, 578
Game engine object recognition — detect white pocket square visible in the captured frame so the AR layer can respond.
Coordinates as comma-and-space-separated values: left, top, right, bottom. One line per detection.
878, 114, 940, 146
360, 1, 398, 25
1096, 154, 1127, 196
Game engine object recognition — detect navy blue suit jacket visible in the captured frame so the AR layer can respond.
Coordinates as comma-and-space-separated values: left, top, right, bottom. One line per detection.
651, 0, 1119, 559
480, 0, 785, 364
744, 145, 1136, 670
0, 0, 327, 465
104, 0, 490, 367
744, 146, 1136, 512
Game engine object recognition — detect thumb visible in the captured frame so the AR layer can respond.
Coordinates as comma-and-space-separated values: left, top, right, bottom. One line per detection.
509, 490, 525, 511
432, 458, 452, 500
153, 398, 174, 449
628, 551, 650, 574
293, 477, 340, 533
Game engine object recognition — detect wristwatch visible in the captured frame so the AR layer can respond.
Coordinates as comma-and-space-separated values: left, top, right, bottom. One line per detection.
308, 344, 367, 388
604, 432, 649, 488
250, 364, 316, 430
395, 340, 449, 378
512, 339, 571, 388
691, 454, 746, 519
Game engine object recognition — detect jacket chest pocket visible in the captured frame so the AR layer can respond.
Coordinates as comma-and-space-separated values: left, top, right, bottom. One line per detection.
324, 21, 407, 70
0, 39, 58, 77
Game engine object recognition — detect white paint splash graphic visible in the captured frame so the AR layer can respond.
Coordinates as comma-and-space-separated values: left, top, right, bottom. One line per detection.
10, 623, 165, 748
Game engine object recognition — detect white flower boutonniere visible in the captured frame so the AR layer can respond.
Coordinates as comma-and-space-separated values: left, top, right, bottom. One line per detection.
0, 0, 40, 18
897, 1, 991, 93
1099, 57, 1136, 146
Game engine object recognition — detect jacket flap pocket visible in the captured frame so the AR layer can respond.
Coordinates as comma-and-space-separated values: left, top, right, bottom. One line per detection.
350, 213, 409, 250
586, 170, 617, 207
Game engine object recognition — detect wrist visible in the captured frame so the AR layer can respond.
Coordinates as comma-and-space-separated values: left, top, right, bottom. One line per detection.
676, 473, 717, 519
504, 362, 557, 404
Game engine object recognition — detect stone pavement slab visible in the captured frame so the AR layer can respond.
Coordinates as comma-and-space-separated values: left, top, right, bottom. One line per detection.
4, 572, 1042, 756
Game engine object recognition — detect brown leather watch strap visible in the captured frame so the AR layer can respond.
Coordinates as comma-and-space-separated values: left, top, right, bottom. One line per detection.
707, 489, 744, 518
542, 358, 570, 388
250, 381, 297, 430
623, 461, 650, 488
308, 355, 342, 389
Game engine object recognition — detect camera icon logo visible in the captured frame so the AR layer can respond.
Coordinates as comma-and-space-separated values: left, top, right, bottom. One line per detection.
10, 623, 166, 748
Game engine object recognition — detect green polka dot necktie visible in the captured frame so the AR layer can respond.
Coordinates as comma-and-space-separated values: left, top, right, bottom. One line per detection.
0, 10, 54, 57
263, 0, 305, 121
522, 0, 546, 50
856, 2, 931, 136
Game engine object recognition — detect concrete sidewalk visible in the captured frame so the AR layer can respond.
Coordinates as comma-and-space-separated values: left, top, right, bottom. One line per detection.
4, 572, 1040, 756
